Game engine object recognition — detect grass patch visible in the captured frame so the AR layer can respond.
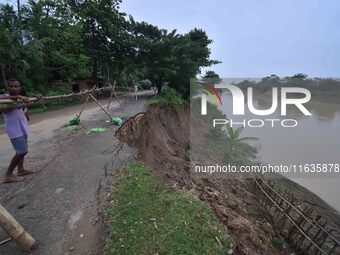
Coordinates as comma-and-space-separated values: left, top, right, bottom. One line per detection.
271, 238, 286, 251
106, 163, 233, 255
147, 88, 184, 112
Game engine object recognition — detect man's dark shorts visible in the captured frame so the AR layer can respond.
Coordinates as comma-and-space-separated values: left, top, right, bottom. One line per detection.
10, 135, 28, 155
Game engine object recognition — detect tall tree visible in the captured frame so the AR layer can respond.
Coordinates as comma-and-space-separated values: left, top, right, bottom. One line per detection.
70, 0, 123, 78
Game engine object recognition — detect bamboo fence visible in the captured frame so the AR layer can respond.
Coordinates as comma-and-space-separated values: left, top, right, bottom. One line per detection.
0, 85, 135, 111
251, 173, 340, 254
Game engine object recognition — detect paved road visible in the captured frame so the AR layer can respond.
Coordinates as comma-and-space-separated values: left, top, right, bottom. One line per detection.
0, 92, 152, 255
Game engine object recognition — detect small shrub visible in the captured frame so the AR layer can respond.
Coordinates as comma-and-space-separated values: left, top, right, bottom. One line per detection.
147, 87, 184, 112
271, 238, 286, 251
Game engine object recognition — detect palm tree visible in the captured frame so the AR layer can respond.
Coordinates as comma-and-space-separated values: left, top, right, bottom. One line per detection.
222, 125, 258, 159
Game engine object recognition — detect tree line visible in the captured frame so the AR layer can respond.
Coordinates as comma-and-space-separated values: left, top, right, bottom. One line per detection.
235, 74, 340, 96
0, 0, 218, 97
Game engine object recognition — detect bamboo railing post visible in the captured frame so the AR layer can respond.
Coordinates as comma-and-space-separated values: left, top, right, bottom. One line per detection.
273, 197, 284, 219
289, 206, 308, 241
296, 209, 314, 247
108, 81, 123, 110
251, 173, 340, 255
107, 84, 114, 109
78, 85, 97, 118
78, 95, 90, 118
315, 232, 327, 253
88, 94, 113, 120
306, 220, 326, 252
0, 204, 35, 251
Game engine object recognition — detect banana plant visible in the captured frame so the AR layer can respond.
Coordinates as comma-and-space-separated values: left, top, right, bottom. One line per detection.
222, 125, 258, 159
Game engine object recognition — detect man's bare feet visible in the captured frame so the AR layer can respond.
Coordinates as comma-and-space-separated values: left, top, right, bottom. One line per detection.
4, 175, 26, 183
17, 169, 35, 176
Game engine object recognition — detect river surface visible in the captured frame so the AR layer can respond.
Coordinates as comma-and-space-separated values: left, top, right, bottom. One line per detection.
219, 92, 340, 212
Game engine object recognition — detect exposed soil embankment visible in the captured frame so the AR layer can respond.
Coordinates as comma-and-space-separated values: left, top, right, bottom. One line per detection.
115, 103, 286, 255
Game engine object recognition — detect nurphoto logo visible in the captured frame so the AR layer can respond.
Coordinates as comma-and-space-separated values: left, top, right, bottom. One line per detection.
200, 83, 312, 128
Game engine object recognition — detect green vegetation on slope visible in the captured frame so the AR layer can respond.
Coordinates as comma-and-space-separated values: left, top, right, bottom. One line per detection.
147, 87, 184, 112
106, 163, 233, 255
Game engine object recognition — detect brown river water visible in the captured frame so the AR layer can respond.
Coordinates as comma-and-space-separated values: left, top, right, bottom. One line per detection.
219, 92, 340, 212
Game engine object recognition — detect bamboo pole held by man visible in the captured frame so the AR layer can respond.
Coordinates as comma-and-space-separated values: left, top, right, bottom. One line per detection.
0, 204, 35, 251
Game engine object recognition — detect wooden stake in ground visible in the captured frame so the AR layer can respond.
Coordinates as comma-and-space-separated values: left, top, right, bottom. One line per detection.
134, 85, 138, 101
107, 81, 123, 110
88, 93, 114, 120
127, 86, 135, 102
0, 204, 35, 251
78, 94, 91, 118
107, 82, 114, 109
78, 85, 97, 118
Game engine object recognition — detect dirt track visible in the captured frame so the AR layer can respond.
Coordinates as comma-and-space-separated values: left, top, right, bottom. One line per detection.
0, 92, 153, 255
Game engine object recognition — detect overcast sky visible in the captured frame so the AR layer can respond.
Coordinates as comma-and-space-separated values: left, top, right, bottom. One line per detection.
120, 0, 340, 78
1, 0, 339, 78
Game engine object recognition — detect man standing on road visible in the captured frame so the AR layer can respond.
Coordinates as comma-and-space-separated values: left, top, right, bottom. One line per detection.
0, 78, 41, 183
